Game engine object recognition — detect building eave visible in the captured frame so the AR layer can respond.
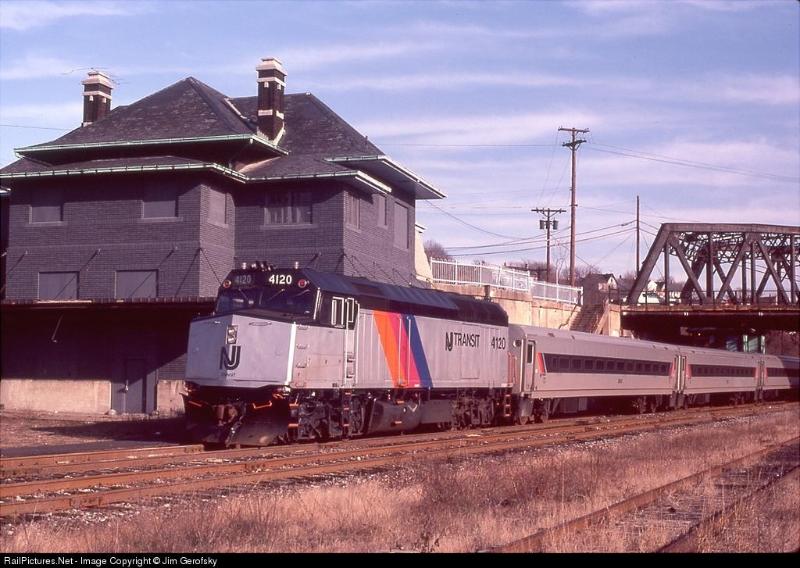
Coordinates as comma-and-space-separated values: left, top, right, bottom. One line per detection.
15, 134, 287, 158
0, 297, 216, 311
0, 161, 393, 196
0, 162, 242, 181
326, 155, 445, 200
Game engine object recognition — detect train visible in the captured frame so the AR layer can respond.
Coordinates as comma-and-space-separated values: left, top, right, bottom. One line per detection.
182, 264, 799, 446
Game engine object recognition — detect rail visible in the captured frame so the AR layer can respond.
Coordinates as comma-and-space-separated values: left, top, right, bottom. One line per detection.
430, 258, 582, 305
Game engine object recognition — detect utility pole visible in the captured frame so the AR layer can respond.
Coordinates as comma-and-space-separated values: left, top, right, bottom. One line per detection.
532, 207, 565, 282
559, 126, 589, 286
636, 195, 640, 274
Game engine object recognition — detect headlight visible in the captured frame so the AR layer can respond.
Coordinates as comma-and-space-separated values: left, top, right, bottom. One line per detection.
226, 325, 238, 345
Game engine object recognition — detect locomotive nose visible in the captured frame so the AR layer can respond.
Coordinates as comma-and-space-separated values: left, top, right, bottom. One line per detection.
186, 314, 295, 386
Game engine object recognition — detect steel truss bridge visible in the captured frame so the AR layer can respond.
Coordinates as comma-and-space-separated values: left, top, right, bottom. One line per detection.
623, 224, 800, 338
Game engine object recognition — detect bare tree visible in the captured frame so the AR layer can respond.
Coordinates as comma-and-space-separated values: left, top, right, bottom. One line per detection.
506, 259, 549, 281
424, 239, 452, 261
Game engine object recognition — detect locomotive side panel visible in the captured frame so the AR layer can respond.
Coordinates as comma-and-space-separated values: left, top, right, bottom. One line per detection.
354, 309, 508, 389
291, 324, 346, 388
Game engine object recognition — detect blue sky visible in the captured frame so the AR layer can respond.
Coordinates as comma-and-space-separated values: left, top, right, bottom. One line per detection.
1, 0, 798, 279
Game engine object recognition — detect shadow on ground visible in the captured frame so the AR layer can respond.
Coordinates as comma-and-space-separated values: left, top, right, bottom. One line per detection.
32, 416, 187, 444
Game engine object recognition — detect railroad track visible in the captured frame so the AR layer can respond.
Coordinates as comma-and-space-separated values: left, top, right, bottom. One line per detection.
4, 401, 792, 480
491, 435, 800, 553
1, 402, 795, 519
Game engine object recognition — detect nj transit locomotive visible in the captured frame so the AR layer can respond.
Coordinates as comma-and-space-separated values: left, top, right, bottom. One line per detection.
183, 265, 799, 446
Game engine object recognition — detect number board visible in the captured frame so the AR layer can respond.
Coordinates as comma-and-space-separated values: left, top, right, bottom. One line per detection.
267, 273, 294, 286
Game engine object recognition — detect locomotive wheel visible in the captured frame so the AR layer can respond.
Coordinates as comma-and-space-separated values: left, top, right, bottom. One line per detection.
533, 400, 550, 423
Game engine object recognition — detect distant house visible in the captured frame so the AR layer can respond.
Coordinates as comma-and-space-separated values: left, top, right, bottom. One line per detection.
0, 58, 444, 415
580, 273, 619, 305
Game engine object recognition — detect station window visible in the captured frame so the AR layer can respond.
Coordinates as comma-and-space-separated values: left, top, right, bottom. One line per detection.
394, 203, 409, 249
39, 271, 78, 300
376, 194, 388, 228
31, 188, 64, 223
266, 191, 312, 224
143, 186, 178, 218
208, 189, 227, 225
116, 270, 158, 299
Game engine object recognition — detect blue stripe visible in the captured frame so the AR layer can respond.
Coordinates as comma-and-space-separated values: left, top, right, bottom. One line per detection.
407, 315, 433, 388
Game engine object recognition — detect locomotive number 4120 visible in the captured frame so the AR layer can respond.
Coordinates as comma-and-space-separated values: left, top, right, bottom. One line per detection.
268, 274, 294, 285
491, 337, 506, 349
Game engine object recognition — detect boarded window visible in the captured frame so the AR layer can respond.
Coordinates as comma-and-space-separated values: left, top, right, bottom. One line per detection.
208, 189, 227, 225
377, 194, 388, 227
116, 270, 157, 299
394, 202, 409, 249
39, 271, 78, 300
143, 186, 177, 218
345, 192, 360, 228
31, 188, 63, 223
265, 191, 312, 224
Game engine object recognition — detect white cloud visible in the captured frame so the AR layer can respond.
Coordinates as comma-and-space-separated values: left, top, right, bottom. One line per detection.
0, 1, 149, 31
0, 54, 81, 80
310, 71, 584, 92
357, 110, 604, 146
281, 40, 443, 72
0, 101, 82, 126
678, 74, 800, 106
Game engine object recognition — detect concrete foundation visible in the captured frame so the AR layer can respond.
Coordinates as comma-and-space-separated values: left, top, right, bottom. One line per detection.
156, 380, 186, 415
0, 378, 187, 415
0, 378, 111, 414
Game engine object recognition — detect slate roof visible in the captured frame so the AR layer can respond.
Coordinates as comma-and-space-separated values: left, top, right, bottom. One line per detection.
229, 94, 382, 156
240, 154, 353, 178
2, 76, 442, 198
30, 78, 254, 147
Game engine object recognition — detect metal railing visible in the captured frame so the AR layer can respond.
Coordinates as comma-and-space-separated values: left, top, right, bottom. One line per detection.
430, 258, 582, 305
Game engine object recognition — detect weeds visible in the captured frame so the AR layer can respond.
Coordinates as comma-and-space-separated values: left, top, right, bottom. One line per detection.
3, 408, 797, 552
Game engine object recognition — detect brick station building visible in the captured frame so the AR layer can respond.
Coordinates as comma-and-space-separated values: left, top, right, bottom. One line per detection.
0, 58, 444, 415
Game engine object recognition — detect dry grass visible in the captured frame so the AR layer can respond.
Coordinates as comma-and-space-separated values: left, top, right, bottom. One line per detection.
4, 407, 798, 553
689, 470, 800, 552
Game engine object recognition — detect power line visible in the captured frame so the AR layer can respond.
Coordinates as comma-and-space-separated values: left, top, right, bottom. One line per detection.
422, 200, 526, 239
586, 145, 798, 183
450, 226, 634, 258
375, 142, 559, 148
0, 123, 70, 131
591, 141, 800, 182
446, 220, 634, 252
535, 130, 561, 205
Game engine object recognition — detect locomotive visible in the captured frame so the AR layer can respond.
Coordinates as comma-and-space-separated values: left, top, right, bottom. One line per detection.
182, 264, 799, 446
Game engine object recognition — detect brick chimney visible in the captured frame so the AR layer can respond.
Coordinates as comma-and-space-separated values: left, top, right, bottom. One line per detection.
256, 57, 286, 141
81, 71, 113, 126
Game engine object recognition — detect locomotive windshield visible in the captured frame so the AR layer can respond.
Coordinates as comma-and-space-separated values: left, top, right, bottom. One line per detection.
214, 270, 317, 319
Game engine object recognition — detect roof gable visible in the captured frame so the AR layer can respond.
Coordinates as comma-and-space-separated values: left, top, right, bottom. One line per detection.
34, 77, 253, 148
230, 93, 383, 156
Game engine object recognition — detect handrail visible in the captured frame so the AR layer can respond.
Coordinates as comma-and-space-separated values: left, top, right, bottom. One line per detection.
429, 258, 582, 305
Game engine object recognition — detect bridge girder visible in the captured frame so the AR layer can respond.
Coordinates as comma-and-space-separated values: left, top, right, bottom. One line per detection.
629, 223, 800, 308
